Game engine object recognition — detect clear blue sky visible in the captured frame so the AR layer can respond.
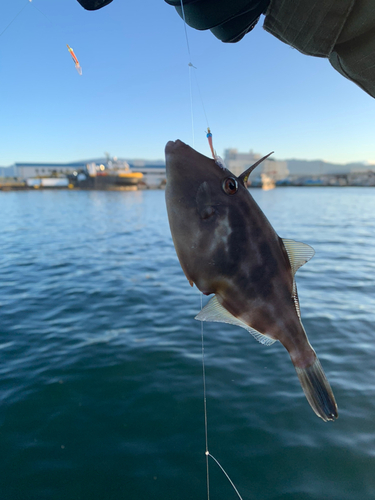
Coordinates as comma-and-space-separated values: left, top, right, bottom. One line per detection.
1, 0, 374, 166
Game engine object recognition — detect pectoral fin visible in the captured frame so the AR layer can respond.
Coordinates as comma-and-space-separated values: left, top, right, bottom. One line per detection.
195, 295, 276, 346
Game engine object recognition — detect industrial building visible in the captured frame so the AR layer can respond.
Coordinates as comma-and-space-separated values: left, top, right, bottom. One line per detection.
224, 149, 289, 182
2, 162, 87, 179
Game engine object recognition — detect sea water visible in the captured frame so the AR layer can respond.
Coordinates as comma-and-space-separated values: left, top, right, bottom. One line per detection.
0, 188, 374, 500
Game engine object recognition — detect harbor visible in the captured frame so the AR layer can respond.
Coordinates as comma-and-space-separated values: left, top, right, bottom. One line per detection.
2, 0, 375, 498
2, 149, 375, 191
0, 157, 165, 191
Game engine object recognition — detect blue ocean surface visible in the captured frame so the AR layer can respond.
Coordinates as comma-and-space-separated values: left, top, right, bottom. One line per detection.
0, 187, 375, 500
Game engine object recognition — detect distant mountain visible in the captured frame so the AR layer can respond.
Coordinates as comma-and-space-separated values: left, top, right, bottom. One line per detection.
285, 159, 371, 176
80, 158, 165, 168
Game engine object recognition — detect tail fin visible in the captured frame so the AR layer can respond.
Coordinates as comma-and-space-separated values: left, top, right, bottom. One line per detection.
294, 357, 338, 421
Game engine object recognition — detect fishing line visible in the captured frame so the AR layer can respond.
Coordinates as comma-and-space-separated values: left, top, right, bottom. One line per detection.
0, 1, 29, 38
192, 69, 210, 130
0, 1, 54, 39
0, 1, 82, 75
179, 0, 192, 62
200, 293, 210, 499
179, 0, 196, 146
179, 5, 243, 496
29, 1, 51, 23
179, 0, 211, 148
208, 454, 244, 500
188, 63, 195, 147
199, 292, 244, 500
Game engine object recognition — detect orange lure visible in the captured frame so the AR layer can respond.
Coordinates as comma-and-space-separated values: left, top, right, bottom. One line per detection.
67, 44, 82, 75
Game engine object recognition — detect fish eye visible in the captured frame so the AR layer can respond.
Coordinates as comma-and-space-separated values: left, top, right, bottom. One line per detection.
222, 177, 238, 195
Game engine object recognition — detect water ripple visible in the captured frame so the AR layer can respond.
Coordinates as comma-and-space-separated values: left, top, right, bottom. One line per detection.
0, 188, 375, 500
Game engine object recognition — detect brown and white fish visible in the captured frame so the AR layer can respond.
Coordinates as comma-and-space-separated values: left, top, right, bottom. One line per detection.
165, 139, 338, 422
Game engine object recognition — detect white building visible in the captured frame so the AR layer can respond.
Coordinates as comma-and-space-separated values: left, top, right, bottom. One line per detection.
5, 162, 87, 179
224, 149, 261, 177
224, 149, 289, 182
129, 161, 166, 188
138, 167, 166, 188
262, 158, 289, 182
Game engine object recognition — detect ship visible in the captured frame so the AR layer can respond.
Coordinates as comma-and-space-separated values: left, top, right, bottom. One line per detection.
260, 173, 276, 191
72, 158, 143, 190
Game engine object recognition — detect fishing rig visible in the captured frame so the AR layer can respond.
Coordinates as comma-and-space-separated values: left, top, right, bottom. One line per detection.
0, 0, 82, 75
179, 2, 243, 499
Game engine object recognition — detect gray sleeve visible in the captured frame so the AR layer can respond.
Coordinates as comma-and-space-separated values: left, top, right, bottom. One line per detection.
329, 0, 375, 98
264, 0, 375, 98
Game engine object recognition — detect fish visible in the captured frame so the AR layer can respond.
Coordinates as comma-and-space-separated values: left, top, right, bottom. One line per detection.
165, 139, 338, 422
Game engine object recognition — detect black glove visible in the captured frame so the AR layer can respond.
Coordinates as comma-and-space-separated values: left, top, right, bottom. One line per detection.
164, 0, 270, 42
76, 0, 113, 10
76, 0, 270, 43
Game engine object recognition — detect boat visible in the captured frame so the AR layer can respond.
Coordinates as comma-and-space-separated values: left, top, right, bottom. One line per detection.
73, 159, 143, 190
261, 173, 276, 191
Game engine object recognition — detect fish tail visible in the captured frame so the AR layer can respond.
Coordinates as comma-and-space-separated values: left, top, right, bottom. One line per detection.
294, 357, 338, 422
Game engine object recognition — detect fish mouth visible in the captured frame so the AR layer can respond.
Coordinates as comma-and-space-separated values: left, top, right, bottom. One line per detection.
165, 140, 186, 178
165, 139, 187, 156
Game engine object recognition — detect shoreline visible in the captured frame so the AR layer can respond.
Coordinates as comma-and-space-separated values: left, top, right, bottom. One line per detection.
1, 183, 374, 192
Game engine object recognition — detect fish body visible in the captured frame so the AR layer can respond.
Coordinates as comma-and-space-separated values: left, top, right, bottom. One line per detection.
165, 139, 338, 422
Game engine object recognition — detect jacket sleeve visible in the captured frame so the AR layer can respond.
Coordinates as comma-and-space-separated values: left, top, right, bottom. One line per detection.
263, 0, 375, 98
166, 0, 375, 97
328, 1, 375, 99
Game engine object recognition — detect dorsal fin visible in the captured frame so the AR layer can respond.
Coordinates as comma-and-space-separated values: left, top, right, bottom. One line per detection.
282, 239, 314, 321
282, 238, 315, 276
238, 152, 274, 186
195, 295, 276, 346
292, 280, 301, 319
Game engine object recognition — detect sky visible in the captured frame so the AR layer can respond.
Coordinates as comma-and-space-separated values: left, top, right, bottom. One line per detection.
0, 0, 374, 166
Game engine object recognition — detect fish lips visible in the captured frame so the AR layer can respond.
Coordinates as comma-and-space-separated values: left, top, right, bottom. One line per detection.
165, 140, 187, 178
165, 139, 184, 157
